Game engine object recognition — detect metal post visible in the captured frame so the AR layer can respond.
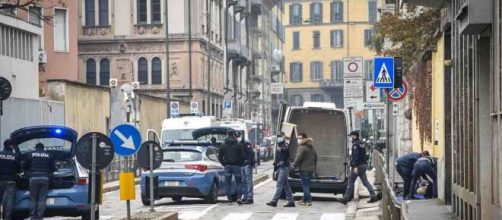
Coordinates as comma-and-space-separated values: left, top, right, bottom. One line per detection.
90, 134, 97, 220
373, 109, 377, 148
165, 0, 171, 118
126, 157, 131, 220
206, 0, 212, 115
188, 0, 193, 98
149, 143, 155, 212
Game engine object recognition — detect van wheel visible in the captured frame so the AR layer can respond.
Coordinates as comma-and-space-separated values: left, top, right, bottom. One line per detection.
172, 196, 183, 202
141, 194, 152, 206
204, 182, 218, 204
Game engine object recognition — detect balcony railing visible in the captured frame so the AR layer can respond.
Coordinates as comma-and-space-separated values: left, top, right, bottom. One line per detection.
319, 79, 343, 89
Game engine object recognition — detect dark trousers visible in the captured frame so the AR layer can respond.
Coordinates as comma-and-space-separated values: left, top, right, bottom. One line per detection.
272, 166, 294, 203
241, 165, 253, 201
409, 163, 437, 198
299, 171, 313, 202
224, 165, 243, 201
0, 180, 16, 220
396, 164, 413, 197
29, 177, 49, 220
344, 164, 376, 201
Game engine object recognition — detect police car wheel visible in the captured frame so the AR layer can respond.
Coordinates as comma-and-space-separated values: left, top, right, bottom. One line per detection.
172, 196, 183, 202
204, 182, 218, 204
141, 194, 152, 206
82, 206, 99, 220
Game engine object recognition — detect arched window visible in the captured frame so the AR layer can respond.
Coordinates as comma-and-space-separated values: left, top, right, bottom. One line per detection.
138, 57, 148, 84
151, 57, 162, 84
99, 58, 110, 86
86, 59, 96, 85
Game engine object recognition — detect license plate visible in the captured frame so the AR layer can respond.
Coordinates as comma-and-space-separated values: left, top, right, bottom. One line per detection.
164, 181, 180, 187
47, 198, 55, 205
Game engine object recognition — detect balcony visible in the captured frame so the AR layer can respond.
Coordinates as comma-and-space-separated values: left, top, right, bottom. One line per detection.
82, 26, 112, 37
227, 39, 250, 62
402, 0, 445, 8
319, 79, 343, 89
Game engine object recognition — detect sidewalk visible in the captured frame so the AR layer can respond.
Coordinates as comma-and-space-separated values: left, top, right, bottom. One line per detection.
353, 169, 382, 220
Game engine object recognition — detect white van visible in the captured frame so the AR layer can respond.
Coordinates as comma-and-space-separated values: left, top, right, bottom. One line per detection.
217, 118, 252, 141
161, 116, 217, 146
279, 102, 351, 195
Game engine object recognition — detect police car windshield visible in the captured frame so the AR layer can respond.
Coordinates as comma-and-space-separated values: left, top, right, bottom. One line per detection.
17, 138, 71, 154
163, 150, 202, 162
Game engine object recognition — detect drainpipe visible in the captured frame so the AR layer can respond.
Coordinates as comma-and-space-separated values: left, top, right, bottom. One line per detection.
188, 0, 193, 98
206, 0, 212, 115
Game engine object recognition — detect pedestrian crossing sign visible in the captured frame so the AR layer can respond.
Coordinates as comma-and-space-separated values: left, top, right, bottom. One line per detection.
373, 57, 394, 88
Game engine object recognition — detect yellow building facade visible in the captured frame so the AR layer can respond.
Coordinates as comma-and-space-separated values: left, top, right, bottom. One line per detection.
284, 0, 382, 107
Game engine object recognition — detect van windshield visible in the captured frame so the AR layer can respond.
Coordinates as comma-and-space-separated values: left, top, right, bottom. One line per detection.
162, 129, 195, 143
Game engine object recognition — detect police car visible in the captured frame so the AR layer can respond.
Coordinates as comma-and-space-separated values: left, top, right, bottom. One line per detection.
140, 127, 237, 205
10, 126, 96, 219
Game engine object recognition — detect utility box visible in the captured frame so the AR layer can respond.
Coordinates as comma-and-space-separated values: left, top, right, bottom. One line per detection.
454, 0, 493, 35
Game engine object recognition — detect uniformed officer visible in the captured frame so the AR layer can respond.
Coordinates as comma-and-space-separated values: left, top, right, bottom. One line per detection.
338, 131, 379, 205
396, 151, 429, 199
409, 155, 437, 199
0, 139, 21, 220
26, 143, 56, 220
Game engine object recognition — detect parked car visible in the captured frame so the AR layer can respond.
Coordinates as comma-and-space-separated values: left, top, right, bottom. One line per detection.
141, 127, 238, 205
10, 126, 97, 220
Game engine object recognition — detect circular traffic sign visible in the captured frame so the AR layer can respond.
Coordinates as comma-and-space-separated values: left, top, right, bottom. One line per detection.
110, 124, 142, 156
384, 81, 408, 101
76, 132, 115, 170
348, 62, 359, 72
137, 141, 164, 170
0, 77, 12, 101
171, 102, 179, 109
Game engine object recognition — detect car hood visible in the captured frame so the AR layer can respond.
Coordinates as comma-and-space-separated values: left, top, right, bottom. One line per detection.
191, 127, 236, 140
10, 126, 78, 160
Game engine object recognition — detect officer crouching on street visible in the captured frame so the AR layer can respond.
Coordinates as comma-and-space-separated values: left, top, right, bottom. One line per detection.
25, 143, 56, 220
0, 139, 21, 220
409, 155, 437, 199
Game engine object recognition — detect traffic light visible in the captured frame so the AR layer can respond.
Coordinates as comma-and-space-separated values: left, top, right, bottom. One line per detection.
394, 57, 403, 88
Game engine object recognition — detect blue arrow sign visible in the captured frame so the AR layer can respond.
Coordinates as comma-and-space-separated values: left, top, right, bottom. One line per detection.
110, 124, 142, 156
374, 57, 395, 88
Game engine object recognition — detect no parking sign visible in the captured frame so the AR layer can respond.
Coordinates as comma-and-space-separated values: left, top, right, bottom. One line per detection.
384, 81, 408, 101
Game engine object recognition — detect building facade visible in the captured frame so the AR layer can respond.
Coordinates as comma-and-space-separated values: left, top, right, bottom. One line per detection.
284, 0, 380, 108
78, 0, 226, 117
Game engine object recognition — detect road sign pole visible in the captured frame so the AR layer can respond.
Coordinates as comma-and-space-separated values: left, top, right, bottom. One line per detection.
373, 109, 377, 148
126, 157, 131, 220
90, 133, 97, 220
149, 143, 155, 212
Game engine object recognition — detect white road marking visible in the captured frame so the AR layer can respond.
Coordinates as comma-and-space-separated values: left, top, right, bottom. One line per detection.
320, 213, 346, 220
254, 178, 272, 190
221, 213, 252, 220
271, 212, 299, 220
179, 210, 207, 220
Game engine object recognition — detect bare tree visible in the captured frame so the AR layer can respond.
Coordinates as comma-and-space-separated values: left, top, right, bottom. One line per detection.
0, 0, 52, 23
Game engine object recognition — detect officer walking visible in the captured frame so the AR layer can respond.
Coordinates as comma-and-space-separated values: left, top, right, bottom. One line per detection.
396, 151, 429, 199
25, 143, 56, 220
266, 132, 295, 208
0, 139, 21, 220
239, 132, 256, 204
409, 155, 437, 199
338, 131, 379, 205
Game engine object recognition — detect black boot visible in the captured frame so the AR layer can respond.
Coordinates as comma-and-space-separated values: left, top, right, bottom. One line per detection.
283, 202, 295, 207
266, 201, 277, 207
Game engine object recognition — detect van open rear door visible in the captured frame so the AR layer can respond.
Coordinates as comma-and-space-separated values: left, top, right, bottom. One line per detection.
276, 102, 288, 134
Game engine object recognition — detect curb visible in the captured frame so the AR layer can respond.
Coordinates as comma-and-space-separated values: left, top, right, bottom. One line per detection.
155, 211, 178, 220
252, 174, 269, 185
345, 179, 362, 220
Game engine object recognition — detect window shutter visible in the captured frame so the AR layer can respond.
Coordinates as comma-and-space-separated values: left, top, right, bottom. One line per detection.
319, 3, 323, 23
299, 63, 303, 81
330, 30, 334, 47
289, 4, 294, 24
340, 30, 344, 47
299, 5, 302, 24
310, 3, 314, 23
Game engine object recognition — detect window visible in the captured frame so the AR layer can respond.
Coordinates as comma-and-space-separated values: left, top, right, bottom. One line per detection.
330, 30, 343, 48
28, 6, 42, 26
311, 94, 324, 102
0, 3, 17, 16
290, 62, 303, 82
99, 0, 109, 26
86, 59, 97, 85
313, 31, 320, 48
137, 0, 148, 24
310, 3, 322, 24
331, 60, 343, 80
368, 0, 377, 23
151, 0, 161, 23
330, 1, 343, 23
206, 148, 219, 162
54, 8, 68, 52
364, 29, 375, 47
310, 61, 323, 81
289, 4, 302, 25
364, 60, 373, 80
99, 59, 110, 86
138, 57, 148, 84
290, 95, 304, 106
85, 0, 95, 26
293, 32, 300, 50
151, 57, 162, 84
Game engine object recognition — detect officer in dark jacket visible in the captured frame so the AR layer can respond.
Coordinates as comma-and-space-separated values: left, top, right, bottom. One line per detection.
26, 143, 56, 220
0, 139, 21, 220
396, 151, 428, 199
218, 130, 245, 205
266, 132, 295, 208
409, 156, 437, 199
339, 131, 379, 205
239, 132, 256, 204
